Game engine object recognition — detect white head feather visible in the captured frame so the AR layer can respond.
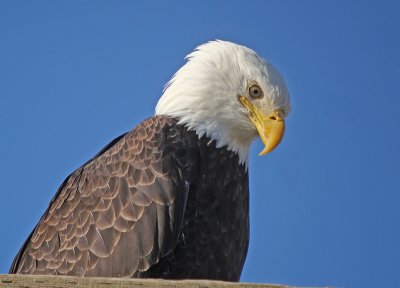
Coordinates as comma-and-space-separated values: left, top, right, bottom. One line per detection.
156, 40, 291, 166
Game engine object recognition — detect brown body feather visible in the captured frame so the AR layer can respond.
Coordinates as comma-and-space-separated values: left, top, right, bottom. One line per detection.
10, 115, 249, 281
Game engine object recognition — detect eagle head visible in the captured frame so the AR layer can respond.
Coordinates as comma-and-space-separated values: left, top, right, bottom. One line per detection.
156, 40, 291, 165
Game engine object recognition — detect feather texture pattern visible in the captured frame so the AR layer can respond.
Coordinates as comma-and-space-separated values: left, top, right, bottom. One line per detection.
10, 116, 249, 281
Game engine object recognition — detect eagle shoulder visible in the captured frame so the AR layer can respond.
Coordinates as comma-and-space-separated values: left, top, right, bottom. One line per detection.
10, 116, 199, 277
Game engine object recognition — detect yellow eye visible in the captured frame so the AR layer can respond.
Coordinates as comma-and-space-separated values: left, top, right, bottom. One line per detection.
249, 84, 263, 99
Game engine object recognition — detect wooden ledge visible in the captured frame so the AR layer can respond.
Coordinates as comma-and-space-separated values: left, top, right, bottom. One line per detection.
0, 274, 314, 288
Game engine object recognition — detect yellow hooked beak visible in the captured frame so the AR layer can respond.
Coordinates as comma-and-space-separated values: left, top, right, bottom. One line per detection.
239, 96, 285, 155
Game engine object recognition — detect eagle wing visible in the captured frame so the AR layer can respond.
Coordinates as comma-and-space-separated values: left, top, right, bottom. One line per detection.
10, 116, 198, 277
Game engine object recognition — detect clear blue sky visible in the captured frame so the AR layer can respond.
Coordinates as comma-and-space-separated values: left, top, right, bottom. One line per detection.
1, 1, 399, 287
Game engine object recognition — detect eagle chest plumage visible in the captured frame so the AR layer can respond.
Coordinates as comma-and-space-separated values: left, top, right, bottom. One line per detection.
145, 117, 250, 281
10, 115, 250, 281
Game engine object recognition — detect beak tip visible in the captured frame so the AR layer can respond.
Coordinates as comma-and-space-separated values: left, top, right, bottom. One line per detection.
259, 148, 272, 156
259, 134, 284, 156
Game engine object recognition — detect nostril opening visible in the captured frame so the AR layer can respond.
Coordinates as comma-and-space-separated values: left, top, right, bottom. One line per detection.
270, 116, 277, 121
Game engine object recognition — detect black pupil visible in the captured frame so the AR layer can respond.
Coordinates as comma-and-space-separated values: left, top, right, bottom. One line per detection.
252, 88, 259, 95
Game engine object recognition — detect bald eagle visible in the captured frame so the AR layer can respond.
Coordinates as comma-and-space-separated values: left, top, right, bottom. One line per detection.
10, 40, 290, 281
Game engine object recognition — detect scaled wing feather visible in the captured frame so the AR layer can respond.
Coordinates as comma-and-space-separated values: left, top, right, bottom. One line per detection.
10, 116, 196, 277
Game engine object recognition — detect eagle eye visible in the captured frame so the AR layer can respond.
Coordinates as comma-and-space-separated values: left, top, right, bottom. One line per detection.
249, 84, 263, 99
